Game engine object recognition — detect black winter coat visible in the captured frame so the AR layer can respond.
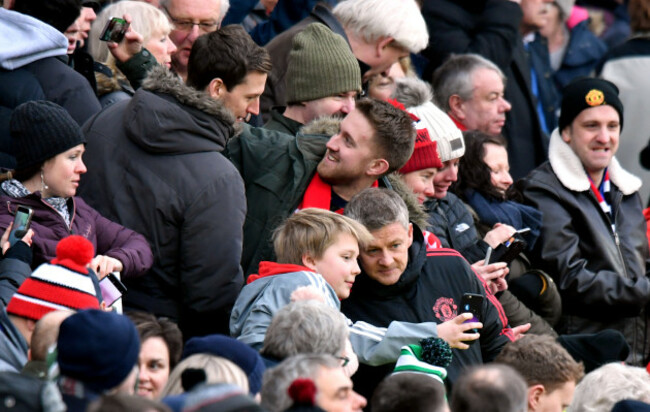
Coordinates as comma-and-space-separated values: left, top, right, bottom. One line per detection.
80, 67, 246, 340
341, 227, 512, 398
520, 130, 650, 364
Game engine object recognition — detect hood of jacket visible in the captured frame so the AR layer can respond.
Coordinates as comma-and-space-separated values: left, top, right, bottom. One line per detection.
548, 128, 641, 195
392, 76, 434, 109
386, 173, 430, 229
299, 116, 341, 137
351, 225, 426, 299
246, 261, 314, 284
0, 8, 67, 70
124, 66, 240, 155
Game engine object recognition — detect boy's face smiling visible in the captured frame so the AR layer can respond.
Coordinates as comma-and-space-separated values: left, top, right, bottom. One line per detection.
303, 233, 361, 299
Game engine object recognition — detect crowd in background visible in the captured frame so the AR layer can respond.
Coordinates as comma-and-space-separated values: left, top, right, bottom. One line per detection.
2, 0, 650, 411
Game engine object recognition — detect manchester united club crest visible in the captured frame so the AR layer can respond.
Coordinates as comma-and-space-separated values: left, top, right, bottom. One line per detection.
432, 297, 457, 322
585, 89, 605, 106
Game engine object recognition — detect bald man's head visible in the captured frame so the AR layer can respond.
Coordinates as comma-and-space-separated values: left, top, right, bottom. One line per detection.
29, 311, 72, 361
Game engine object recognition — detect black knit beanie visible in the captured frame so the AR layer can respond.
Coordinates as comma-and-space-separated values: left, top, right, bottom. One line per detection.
286, 23, 361, 103
10, 101, 87, 171
559, 77, 624, 132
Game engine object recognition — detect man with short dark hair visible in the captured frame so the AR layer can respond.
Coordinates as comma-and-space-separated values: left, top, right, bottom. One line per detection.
520, 77, 650, 364
228, 98, 416, 276
495, 334, 584, 412
80, 26, 271, 339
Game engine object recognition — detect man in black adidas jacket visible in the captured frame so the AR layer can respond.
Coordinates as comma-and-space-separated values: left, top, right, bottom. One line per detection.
342, 188, 517, 400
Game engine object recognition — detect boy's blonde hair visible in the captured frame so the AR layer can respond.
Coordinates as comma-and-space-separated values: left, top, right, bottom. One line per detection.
273, 208, 372, 265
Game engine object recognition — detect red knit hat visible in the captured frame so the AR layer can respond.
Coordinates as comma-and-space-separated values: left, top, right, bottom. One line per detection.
6, 235, 100, 321
399, 128, 443, 174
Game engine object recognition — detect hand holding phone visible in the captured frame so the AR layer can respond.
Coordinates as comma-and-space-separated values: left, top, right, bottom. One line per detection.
460, 293, 484, 345
99, 272, 127, 307
8, 206, 33, 247
487, 235, 528, 265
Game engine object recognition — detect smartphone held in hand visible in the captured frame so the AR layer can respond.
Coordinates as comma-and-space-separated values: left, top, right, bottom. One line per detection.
8, 206, 33, 247
99, 17, 130, 43
99, 272, 127, 307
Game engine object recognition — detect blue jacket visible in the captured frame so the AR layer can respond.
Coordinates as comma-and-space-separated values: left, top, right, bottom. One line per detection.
554, 20, 607, 89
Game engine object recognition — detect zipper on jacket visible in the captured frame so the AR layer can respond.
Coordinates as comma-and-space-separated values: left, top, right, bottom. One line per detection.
596, 191, 629, 279
39, 197, 76, 234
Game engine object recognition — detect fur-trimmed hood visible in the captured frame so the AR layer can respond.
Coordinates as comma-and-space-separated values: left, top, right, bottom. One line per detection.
123, 66, 240, 155
548, 128, 641, 195
387, 173, 430, 229
392, 76, 434, 108
299, 116, 341, 136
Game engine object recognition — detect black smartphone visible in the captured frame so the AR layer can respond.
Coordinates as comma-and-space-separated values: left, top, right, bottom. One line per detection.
487, 236, 527, 265
8, 206, 33, 246
99, 17, 130, 43
99, 272, 127, 307
460, 293, 484, 344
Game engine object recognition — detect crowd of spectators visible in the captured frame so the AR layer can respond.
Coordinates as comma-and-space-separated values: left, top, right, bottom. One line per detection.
3, 0, 650, 411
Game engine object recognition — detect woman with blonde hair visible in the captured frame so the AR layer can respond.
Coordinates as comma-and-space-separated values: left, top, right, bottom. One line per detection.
88, 1, 176, 106
159, 354, 249, 398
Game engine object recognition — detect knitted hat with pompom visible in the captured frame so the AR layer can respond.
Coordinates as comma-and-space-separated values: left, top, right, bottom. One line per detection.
6, 235, 99, 321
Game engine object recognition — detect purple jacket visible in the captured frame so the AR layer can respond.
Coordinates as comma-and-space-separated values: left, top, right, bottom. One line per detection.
0, 192, 153, 278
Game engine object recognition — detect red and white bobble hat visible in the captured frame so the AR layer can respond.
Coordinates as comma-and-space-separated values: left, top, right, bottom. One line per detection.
6, 235, 100, 321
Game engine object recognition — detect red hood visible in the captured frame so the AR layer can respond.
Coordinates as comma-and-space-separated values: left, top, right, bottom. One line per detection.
247, 261, 315, 284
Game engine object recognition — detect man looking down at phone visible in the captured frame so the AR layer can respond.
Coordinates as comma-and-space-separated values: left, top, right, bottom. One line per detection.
520, 77, 650, 365
340, 188, 519, 400
80, 26, 270, 339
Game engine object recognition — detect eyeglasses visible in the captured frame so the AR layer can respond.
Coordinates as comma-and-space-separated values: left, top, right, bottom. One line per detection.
163, 6, 220, 33
337, 356, 350, 367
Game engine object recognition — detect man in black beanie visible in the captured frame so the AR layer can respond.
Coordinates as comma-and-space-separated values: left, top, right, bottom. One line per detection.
520, 77, 650, 365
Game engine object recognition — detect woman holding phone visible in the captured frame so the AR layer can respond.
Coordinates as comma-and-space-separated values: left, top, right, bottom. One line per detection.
0, 101, 153, 279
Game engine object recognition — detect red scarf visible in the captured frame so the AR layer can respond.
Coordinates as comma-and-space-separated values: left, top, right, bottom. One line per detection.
297, 173, 378, 214
247, 261, 315, 284
449, 115, 468, 131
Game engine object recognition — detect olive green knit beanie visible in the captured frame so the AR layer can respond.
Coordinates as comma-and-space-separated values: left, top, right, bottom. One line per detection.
286, 23, 362, 104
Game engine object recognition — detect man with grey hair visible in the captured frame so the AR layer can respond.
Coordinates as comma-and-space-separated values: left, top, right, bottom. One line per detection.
422, 0, 553, 180
160, 0, 229, 81
261, 354, 367, 412
260, 300, 351, 366
341, 188, 516, 399
259, 0, 428, 120
450, 364, 528, 412
432, 53, 512, 137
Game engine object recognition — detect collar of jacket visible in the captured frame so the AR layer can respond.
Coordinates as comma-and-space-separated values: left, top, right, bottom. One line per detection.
548, 127, 641, 195
142, 65, 241, 136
